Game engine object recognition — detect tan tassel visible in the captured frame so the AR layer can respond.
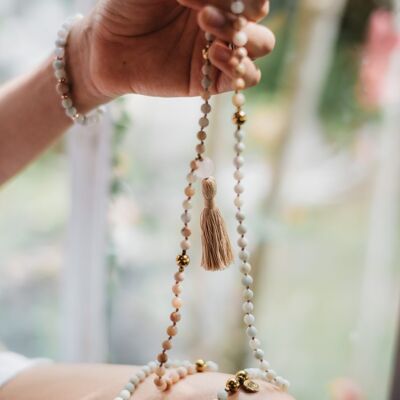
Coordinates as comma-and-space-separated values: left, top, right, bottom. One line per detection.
200, 177, 234, 271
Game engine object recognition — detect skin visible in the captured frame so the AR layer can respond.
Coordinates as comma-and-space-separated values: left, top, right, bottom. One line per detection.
0, 364, 295, 400
0, 1, 292, 398
0, 0, 275, 183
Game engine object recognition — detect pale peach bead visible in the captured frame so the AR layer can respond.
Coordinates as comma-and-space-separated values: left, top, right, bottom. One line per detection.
172, 297, 182, 308
229, 57, 239, 68
190, 160, 199, 170
156, 366, 166, 376
167, 325, 177, 336
233, 31, 248, 47
234, 16, 247, 31
181, 227, 192, 237
174, 271, 184, 282
235, 63, 246, 76
177, 367, 188, 378
201, 90, 211, 101
184, 186, 195, 197
162, 340, 172, 350
172, 284, 181, 295
232, 93, 246, 107
235, 47, 248, 59
170, 371, 180, 384
196, 143, 205, 154
233, 78, 246, 90
154, 377, 165, 387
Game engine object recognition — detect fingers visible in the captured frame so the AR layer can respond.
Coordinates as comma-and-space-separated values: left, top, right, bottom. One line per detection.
178, 0, 270, 22
208, 40, 262, 92
198, 6, 275, 59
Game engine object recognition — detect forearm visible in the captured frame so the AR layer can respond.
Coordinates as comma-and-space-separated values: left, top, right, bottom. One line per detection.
0, 57, 72, 184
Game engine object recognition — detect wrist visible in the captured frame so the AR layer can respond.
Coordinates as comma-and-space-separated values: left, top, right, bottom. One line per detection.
65, 15, 110, 113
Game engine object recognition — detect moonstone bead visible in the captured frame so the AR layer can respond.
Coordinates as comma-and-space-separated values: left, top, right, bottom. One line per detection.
177, 367, 187, 378
243, 301, 254, 313
232, 93, 246, 107
266, 370, 277, 380
233, 31, 248, 47
240, 262, 251, 273
250, 338, 261, 349
181, 212, 191, 223
206, 361, 218, 371
238, 237, 248, 248
195, 157, 215, 179
234, 183, 244, 194
235, 129, 245, 141
237, 224, 247, 234
239, 250, 249, 261
243, 288, 253, 300
55, 69, 67, 79
172, 284, 181, 295
125, 382, 135, 392
57, 29, 68, 39
54, 47, 65, 57
201, 103, 212, 114
234, 170, 244, 181
66, 107, 77, 117
255, 349, 264, 360
241, 274, 253, 286
142, 366, 151, 376
180, 240, 191, 250
148, 361, 157, 371
234, 156, 244, 168
234, 198, 244, 209
187, 364, 196, 374
201, 77, 212, 89
259, 360, 270, 371
246, 326, 258, 338
199, 116, 209, 128
61, 98, 73, 108
119, 390, 130, 400
172, 297, 182, 308
217, 390, 228, 400
186, 172, 197, 183
136, 370, 146, 381
244, 313, 255, 325
170, 371, 180, 383
182, 199, 192, 210
235, 142, 245, 153
130, 375, 140, 385
53, 59, 65, 69
174, 271, 184, 282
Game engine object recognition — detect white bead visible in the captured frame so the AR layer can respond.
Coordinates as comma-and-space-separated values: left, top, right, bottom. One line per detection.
235, 130, 245, 141
281, 379, 290, 390
180, 240, 191, 250
57, 29, 68, 39
186, 172, 197, 183
206, 361, 219, 371
136, 370, 146, 381
246, 325, 257, 337
249, 338, 261, 349
233, 31, 248, 47
234, 183, 244, 194
237, 224, 247, 235
55, 38, 66, 47
234, 197, 244, 208
232, 93, 246, 107
239, 250, 249, 261
195, 157, 215, 179
238, 237, 248, 248
130, 376, 140, 385
243, 288, 253, 300
177, 367, 187, 378
243, 301, 254, 313
148, 361, 157, 371
234, 156, 244, 168
54, 47, 65, 57
142, 366, 151, 376
259, 360, 270, 371
254, 349, 264, 360
234, 170, 244, 181
236, 211, 245, 221
54, 67, 66, 79
266, 370, 277, 380
235, 142, 245, 153
125, 382, 134, 392
61, 98, 73, 109
66, 107, 77, 117
217, 390, 228, 400
231, 0, 245, 14
241, 274, 253, 286
182, 199, 192, 210
181, 212, 191, 224
119, 390, 131, 400
244, 313, 255, 325
240, 262, 251, 273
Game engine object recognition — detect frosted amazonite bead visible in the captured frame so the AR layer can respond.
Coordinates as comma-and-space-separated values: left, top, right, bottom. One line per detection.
241, 274, 253, 286
255, 349, 264, 359
231, 0, 245, 14
238, 237, 248, 248
243, 288, 253, 300
234, 170, 244, 181
244, 313, 255, 325
181, 212, 191, 224
119, 390, 130, 400
240, 262, 251, 273
180, 240, 191, 250
233, 31, 248, 47
217, 390, 228, 400
234, 155, 244, 168
243, 301, 254, 313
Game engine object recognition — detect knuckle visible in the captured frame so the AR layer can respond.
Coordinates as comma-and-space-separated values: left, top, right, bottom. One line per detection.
248, 0, 269, 20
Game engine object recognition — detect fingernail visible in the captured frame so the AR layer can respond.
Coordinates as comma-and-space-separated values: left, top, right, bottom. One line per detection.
204, 6, 226, 28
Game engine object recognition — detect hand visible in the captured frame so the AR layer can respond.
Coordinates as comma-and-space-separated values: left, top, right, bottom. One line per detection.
68, 0, 275, 110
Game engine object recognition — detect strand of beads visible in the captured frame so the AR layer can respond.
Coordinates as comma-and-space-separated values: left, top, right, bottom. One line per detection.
113, 360, 219, 400
153, 32, 214, 392
53, 15, 104, 125
229, 0, 290, 392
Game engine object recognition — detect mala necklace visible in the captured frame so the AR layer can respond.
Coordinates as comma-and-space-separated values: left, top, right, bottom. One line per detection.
53, 2, 290, 399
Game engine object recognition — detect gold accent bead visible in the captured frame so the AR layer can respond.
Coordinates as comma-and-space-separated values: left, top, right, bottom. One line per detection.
235, 370, 249, 385
195, 359, 206, 373
233, 110, 247, 125
176, 254, 190, 267
242, 379, 260, 393
225, 378, 240, 393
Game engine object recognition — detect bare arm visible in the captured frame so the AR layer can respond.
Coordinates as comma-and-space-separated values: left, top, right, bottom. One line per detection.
0, 364, 294, 400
